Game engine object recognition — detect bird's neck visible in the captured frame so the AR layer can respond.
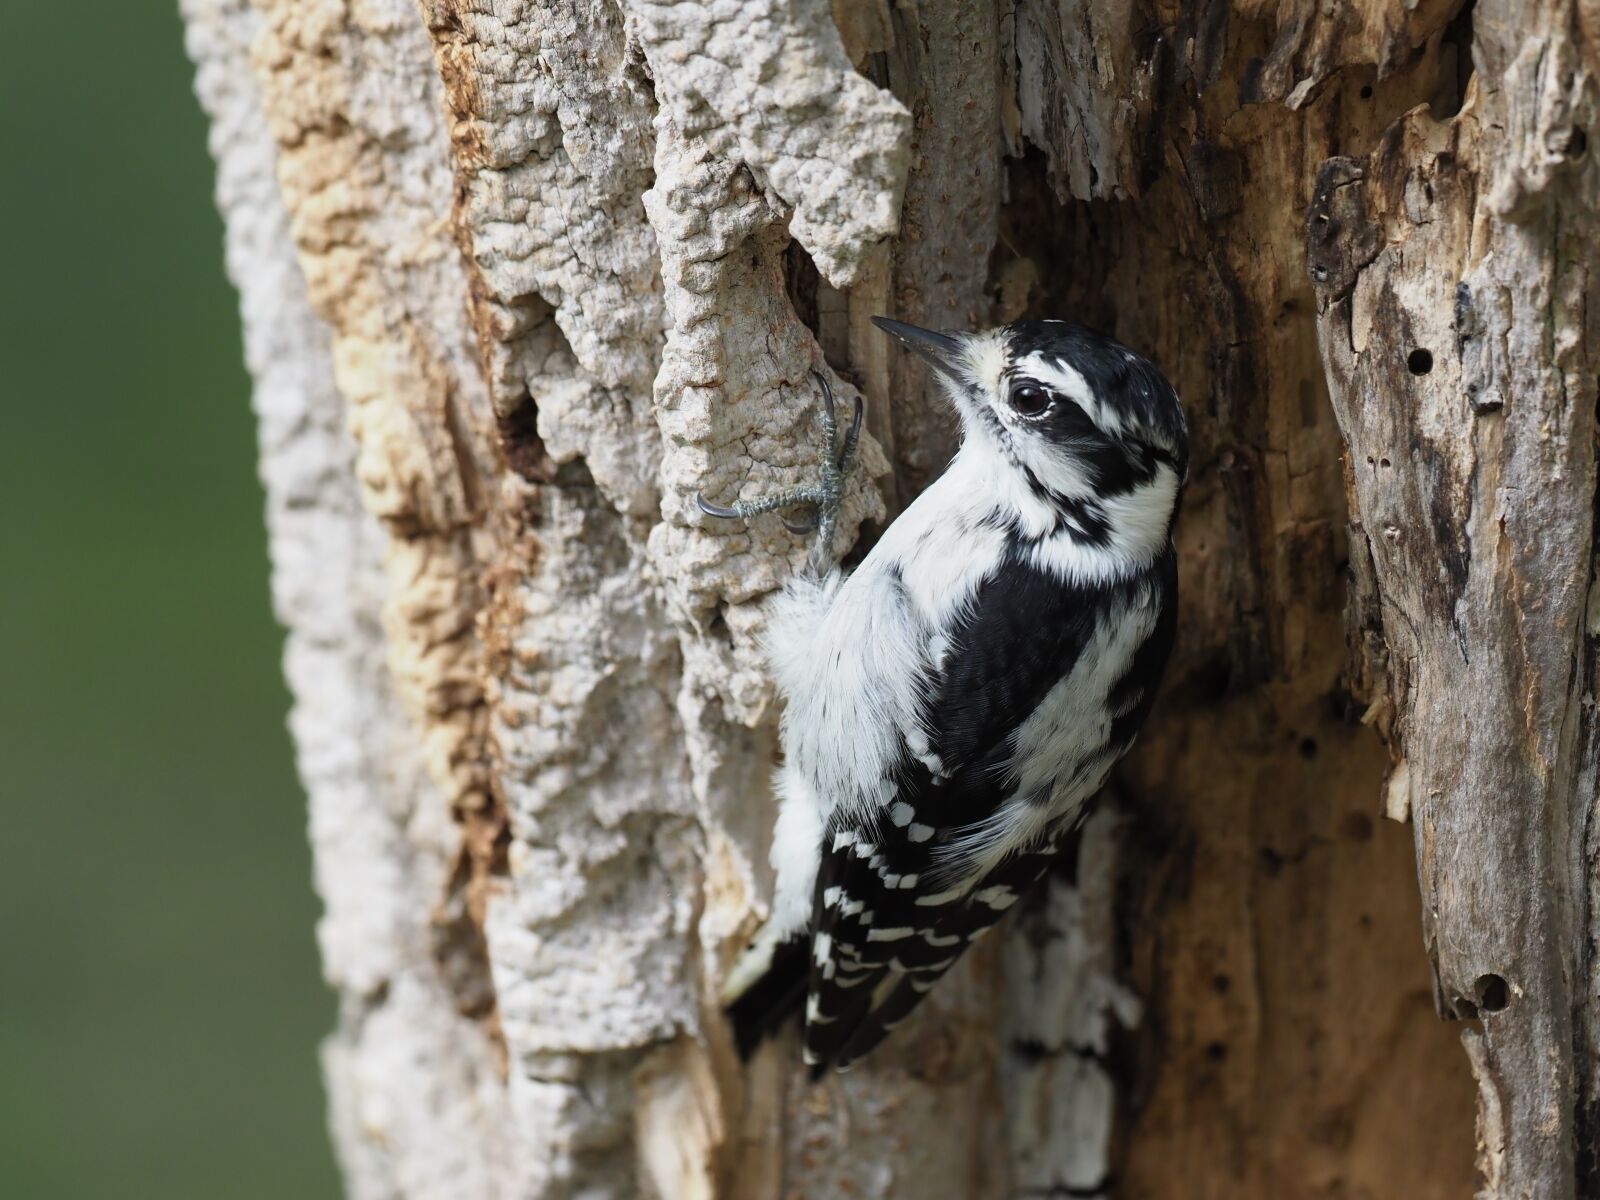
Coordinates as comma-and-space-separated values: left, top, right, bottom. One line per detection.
949, 447, 1179, 582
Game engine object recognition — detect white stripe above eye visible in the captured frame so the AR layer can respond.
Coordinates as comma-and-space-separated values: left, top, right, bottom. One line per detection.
1014, 352, 1110, 431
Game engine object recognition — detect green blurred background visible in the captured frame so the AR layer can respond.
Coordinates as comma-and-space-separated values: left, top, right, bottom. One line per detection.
0, 5, 340, 1196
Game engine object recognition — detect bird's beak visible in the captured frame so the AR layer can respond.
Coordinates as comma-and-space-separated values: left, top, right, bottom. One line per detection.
871, 316, 963, 382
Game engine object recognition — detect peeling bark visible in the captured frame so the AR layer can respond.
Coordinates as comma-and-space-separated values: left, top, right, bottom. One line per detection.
1308, 6, 1600, 1193
184, 0, 1596, 1196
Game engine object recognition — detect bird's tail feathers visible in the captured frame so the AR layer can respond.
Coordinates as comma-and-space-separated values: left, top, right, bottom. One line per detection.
721, 919, 809, 1060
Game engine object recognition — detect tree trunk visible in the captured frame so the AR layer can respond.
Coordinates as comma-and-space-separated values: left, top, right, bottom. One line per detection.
182, 1, 1598, 1196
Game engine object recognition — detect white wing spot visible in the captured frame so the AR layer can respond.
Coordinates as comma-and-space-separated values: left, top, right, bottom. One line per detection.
890, 802, 915, 828
812, 932, 833, 965
822, 886, 842, 909
899, 874, 920, 889
924, 930, 962, 947
865, 926, 914, 942
908, 823, 935, 843
806, 995, 836, 1025
832, 831, 858, 852
914, 887, 965, 907
973, 886, 1017, 909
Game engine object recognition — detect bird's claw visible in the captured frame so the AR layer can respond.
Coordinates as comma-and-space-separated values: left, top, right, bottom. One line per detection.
839, 394, 863, 474
694, 493, 744, 520
810, 370, 863, 473
694, 371, 863, 566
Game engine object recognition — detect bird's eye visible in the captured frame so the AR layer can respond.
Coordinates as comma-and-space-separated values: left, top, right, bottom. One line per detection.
1009, 383, 1051, 416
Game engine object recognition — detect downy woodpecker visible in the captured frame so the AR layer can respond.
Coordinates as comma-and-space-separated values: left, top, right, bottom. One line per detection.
698, 317, 1188, 1074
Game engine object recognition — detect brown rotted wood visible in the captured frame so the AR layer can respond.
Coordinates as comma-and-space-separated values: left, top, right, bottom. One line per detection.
1009, 3, 1487, 1196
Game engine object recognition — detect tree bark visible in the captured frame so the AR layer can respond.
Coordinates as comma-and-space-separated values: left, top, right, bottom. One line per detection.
183, 1, 1597, 1197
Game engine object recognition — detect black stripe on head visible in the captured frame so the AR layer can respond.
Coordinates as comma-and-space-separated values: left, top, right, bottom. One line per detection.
1006, 320, 1190, 482
1018, 465, 1112, 544
1072, 436, 1160, 498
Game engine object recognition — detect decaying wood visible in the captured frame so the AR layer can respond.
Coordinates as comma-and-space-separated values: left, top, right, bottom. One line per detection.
1307, 6, 1600, 1192
183, 0, 1597, 1196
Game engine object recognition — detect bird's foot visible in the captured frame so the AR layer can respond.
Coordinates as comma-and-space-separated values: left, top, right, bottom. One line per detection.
695, 371, 863, 567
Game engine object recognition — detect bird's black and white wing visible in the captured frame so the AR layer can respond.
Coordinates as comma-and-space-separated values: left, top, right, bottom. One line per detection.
717, 315, 1187, 1075
797, 545, 1177, 1073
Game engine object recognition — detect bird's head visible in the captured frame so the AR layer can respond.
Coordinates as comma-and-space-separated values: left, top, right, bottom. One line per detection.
873, 317, 1188, 550
874, 316, 1188, 493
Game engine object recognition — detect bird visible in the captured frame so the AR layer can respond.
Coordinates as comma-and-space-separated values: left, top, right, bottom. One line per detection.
696, 315, 1188, 1075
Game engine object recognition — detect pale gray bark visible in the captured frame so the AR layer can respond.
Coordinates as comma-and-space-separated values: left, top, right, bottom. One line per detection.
184, 1, 1598, 1197
184, 4, 517, 1193
1308, 8, 1600, 1192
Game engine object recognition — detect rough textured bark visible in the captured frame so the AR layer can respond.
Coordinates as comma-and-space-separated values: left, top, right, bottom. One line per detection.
1307, 6, 1600, 1193
183, 0, 1596, 1196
